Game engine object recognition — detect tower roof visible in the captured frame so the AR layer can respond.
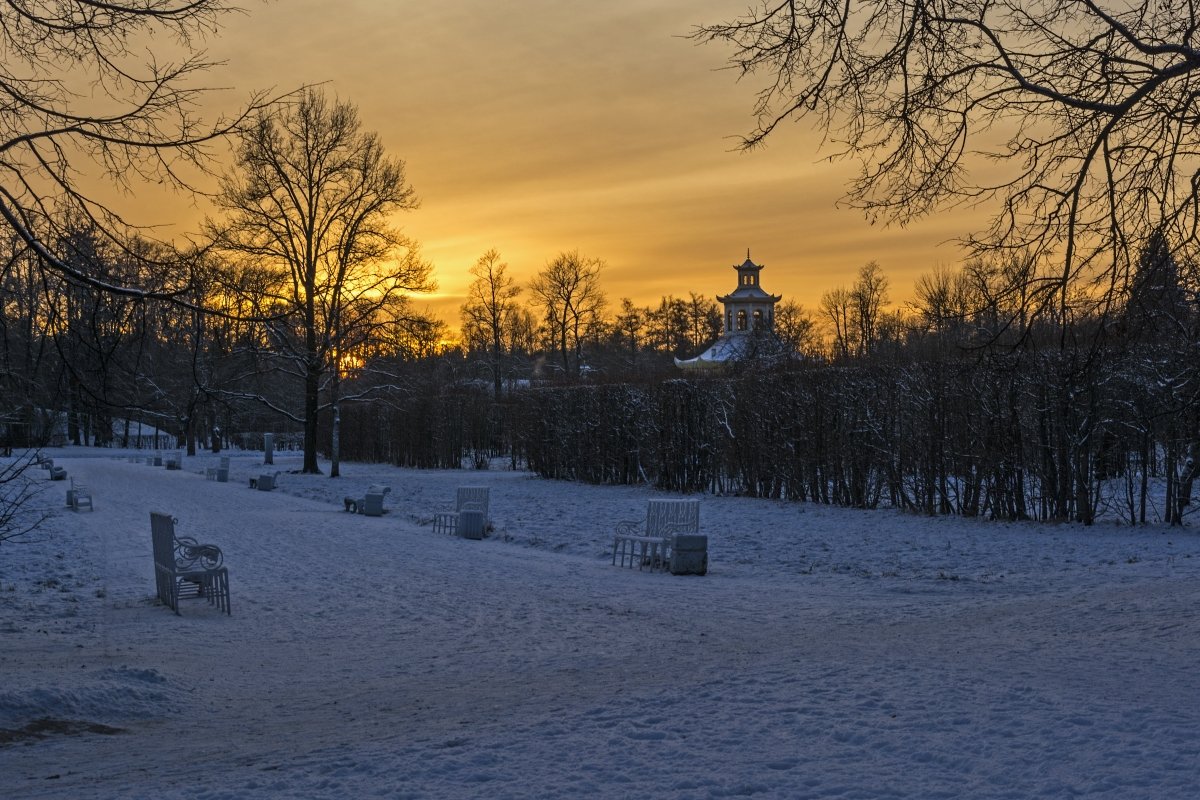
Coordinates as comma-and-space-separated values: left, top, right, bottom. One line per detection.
719, 250, 781, 304
734, 249, 762, 272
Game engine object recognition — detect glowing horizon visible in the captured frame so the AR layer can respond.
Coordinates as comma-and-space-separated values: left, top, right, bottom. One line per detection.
120, 0, 988, 330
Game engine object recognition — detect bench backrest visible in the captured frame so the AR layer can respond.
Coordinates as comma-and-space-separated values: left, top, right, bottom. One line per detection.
150, 512, 176, 568
646, 498, 699, 537
456, 486, 489, 517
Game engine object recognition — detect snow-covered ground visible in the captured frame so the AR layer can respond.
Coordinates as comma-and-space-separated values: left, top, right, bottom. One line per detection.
2, 448, 1199, 799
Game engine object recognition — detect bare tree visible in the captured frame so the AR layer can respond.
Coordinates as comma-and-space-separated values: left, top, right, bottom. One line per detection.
694, 1, 1200, 317
645, 296, 690, 357
819, 263, 891, 358
684, 292, 723, 351
529, 250, 607, 377
820, 286, 854, 360
209, 89, 433, 474
460, 249, 522, 399
912, 266, 969, 339
773, 300, 822, 358
613, 298, 646, 370
851, 262, 889, 357
0, 1, 276, 300
0, 450, 47, 545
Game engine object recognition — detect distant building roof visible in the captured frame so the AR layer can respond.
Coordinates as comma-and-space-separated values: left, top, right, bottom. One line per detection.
673, 333, 752, 371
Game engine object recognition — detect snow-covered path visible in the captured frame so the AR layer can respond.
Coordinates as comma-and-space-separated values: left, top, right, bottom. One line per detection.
2, 451, 1199, 798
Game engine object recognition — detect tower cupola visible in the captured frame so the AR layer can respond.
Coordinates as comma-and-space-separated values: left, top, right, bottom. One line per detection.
716, 250, 782, 334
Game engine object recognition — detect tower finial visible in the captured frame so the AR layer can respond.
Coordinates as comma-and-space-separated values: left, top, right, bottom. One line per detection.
747, 247, 751, 260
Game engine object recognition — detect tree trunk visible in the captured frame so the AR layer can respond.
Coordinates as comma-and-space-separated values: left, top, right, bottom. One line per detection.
185, 397, 198, 456
1171, 443, 1199, 525
492, 331, 503, 400
330, 371, 341, 479
330, 405, 340, 478
303, 360, 321, 474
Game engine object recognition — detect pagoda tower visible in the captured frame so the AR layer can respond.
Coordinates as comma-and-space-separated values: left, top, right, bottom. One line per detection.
717, 251, 781, 335
675, 251, 782, 370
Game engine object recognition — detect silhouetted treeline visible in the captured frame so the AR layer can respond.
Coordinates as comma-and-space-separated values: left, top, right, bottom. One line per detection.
512, 335, 1200, 525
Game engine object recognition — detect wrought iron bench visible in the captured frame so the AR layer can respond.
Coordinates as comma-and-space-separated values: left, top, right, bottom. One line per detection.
205, 456, 230, 482
150, 511, 231, 615
612, 498, 700, 572
433, 486, 490, 538
67, 479, 94, 512
343, 485, 391, 516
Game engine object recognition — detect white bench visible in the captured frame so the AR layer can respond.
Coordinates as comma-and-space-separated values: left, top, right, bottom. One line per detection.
344, 485, 390, 516
433, 486, 490, 538
250, 471, 281, 491
150, 512, 231, 615
205, 456, 230, 482
66, 479, 94, 512
613, 498, 700, 572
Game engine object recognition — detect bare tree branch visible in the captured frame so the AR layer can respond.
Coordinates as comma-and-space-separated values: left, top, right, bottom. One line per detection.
694, 1, 1200, 317
0, 1, 288, 305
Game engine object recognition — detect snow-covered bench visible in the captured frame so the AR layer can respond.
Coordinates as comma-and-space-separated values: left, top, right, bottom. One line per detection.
164, 450, 183, 470
48, 465, 67, 481
150, 511, 231, 615
66, 479, 94, 512
344, 485, 391, 516
433, 486, 490, 538
612, 498, 700, 572
205, 456, 230, 482
250, 471, 281, 491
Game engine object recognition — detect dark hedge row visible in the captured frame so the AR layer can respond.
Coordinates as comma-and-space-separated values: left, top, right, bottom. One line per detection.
510, 351, 1200, 525
336, 345, 1200, 525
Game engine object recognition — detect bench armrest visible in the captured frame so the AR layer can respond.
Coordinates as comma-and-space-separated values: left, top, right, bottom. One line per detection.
614, 520, 643, 537
174, 536, 224, 570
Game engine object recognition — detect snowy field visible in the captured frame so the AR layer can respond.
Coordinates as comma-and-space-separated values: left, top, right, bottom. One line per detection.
2, 448, 1199, 799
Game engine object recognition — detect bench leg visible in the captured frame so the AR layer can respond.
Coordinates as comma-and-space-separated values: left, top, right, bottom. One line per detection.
614, 536, 630, 568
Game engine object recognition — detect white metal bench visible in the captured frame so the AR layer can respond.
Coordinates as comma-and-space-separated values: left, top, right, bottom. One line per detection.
613, 498, 700, 572
150, 512, 231, 615
433, 486, 490, 537
67, 479, 94, 512
250, 471, 281, 491
205, 456, 230, 482
344, 485, 391, 516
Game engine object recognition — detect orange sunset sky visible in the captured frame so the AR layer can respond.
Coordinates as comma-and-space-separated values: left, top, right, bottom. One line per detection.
139, 0, 989, 326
